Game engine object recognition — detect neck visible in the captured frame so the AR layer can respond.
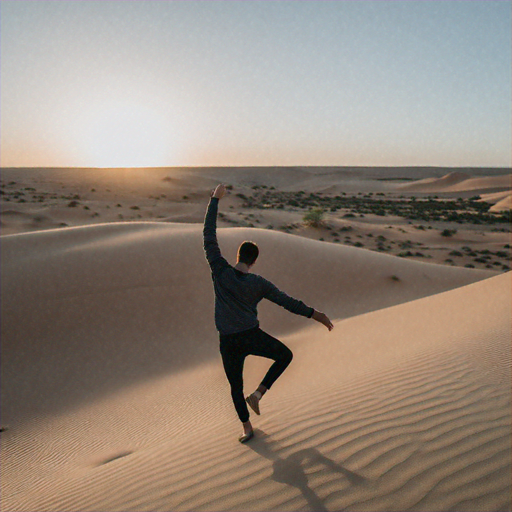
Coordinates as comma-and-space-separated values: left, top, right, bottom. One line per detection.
235, 262, 251, 273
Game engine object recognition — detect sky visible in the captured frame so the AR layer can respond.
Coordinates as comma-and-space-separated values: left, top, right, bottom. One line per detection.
1, 0, 511, 169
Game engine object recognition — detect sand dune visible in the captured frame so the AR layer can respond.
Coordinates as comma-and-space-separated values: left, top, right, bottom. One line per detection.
398, 171, 511, 195
479, 191, 512, 212
1, 222, 495, 423
1, 220, 510, 512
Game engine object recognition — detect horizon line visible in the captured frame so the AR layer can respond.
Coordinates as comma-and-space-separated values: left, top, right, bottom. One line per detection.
2, 165, 511, 171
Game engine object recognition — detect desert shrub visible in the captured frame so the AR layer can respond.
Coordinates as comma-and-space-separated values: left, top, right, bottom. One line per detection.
130, 206, 140, 210
354, 242, 364, 247
440, 229, 457, 237
449, 250, 463, 257
303, 208, 325, 227
67, 200, 79, 207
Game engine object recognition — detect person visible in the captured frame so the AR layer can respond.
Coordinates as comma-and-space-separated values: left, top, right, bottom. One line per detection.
204, 184, 334, 443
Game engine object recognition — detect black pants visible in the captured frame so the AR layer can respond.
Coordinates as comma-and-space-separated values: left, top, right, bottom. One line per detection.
219, 326, 293, 423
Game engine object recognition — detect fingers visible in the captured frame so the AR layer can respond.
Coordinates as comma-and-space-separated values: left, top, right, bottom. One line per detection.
213, 184, 227, 199
313, 310, 334, 331
323, 316, 334, 331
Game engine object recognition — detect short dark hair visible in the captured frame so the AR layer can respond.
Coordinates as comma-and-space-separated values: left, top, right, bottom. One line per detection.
237, 241, 259, 266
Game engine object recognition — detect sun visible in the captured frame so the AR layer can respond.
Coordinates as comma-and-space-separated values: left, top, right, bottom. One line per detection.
81, 100, 171, 167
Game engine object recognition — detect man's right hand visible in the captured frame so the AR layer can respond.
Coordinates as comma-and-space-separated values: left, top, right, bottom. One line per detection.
312, 310, 334, 331
212, 184, 227, 199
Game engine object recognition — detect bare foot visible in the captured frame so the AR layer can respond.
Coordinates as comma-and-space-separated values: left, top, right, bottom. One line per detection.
239, 420, 254, 443
246, 394, 260, 415
242, 420, 253, 435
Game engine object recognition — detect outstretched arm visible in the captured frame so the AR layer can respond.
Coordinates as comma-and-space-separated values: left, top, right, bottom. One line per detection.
263, 281, 334, 331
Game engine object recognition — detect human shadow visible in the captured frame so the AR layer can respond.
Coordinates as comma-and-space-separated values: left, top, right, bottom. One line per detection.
246, 430, 367, 512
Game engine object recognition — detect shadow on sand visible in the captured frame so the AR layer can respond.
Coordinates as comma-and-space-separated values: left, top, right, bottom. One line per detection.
246, 429, 367, 512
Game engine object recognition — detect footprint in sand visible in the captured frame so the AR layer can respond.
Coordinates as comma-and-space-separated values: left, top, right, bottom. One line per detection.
97, 451, 134, 466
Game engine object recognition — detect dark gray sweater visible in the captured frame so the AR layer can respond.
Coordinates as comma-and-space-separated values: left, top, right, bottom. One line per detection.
203, 197, 314, 335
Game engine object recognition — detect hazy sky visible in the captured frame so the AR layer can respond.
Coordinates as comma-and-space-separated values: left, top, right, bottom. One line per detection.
1, 0, 511, 168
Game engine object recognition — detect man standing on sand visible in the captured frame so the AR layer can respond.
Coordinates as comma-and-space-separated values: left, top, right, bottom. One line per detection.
204, 184, 334, 443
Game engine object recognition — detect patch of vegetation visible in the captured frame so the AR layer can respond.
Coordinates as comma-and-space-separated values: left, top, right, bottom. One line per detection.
303, 208, 325, 227
235, 189, 511, 225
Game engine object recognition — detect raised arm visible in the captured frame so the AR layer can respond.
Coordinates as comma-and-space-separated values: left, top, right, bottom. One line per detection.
203, 185, 229, 276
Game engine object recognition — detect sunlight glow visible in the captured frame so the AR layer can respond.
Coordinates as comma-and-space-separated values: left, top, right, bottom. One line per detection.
80, 101, 171, 167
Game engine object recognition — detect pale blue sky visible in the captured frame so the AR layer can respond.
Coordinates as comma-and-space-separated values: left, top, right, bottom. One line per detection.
1, 0, 511, 168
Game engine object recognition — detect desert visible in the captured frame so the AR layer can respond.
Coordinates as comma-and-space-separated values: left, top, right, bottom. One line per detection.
1, 166, 511, 512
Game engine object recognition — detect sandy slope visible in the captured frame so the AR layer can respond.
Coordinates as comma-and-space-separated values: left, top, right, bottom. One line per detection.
1, 222, 495, 422
479, 191, 512, 212
398, 172, 511, 195
1, 222, 510, 512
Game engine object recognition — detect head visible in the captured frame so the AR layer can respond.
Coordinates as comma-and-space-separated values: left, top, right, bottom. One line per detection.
237, 241, 259, 267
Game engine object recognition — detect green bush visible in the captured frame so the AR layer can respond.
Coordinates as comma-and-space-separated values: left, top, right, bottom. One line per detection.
303, 208, 325, 227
